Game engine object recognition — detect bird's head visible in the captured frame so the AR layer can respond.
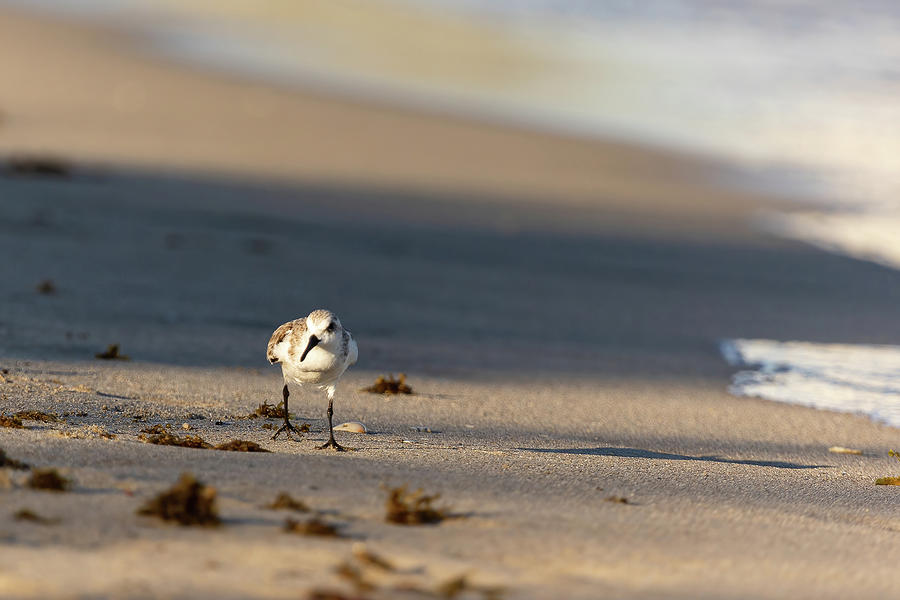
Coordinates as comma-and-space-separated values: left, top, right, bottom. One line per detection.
300, 309, 342, 361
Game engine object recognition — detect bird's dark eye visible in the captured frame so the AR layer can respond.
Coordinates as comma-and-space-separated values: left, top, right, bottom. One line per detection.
326, 323, 335, 332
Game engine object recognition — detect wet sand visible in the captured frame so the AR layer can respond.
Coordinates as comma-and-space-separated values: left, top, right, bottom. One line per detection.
2, 7, 900, 600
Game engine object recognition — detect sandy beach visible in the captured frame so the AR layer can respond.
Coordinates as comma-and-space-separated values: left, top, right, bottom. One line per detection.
3, 7, 900, 600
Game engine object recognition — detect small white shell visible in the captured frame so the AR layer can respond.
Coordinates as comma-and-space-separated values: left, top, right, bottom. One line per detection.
334, 421, 367, 434
828, 446, 862, 455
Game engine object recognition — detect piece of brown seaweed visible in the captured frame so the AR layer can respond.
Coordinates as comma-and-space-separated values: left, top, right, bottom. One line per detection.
0, 447, 29, 470
266, 492, 310, 512
137, 473, 220, 526
335, 561, 376, 593
140, 431, 212, 449
7, 156, 71, 178
436, 575, 468, 599
0, 415, 24, 429
384, 485, 448, 525
256, 401, 286, 418
140, 424, 169, 435
875, 477, 900, 485
605, 496, 631, 504
36, 280, 57, 295
14, 509, 60, 525
306, 590, 369, 600
435, 574, 505, 600
95, 344, 129, 360
362, 374, 413, 395
237, 401, 289, 420
27, 468, 71, 492
214, 440, 271, 452
351, 543, 394, 572
14, 410, 59, 423
283, 516, 341, 537
872, 450, 900, 485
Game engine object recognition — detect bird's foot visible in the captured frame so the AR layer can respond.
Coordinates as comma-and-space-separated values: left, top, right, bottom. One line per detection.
317, 437, 346, 451
271, 421, 305, 441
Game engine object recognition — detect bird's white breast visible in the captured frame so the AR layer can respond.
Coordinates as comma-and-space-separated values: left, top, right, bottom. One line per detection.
282, 344, 347, 386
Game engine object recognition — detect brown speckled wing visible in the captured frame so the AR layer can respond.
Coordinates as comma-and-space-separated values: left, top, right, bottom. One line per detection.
266, 319, 305, 364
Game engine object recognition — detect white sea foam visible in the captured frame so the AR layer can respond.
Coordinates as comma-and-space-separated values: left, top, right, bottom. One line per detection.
721, 339, 900, 428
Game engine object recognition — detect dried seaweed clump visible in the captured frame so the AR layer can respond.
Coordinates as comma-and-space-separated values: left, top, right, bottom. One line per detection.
7, 156, 71, 177
266, 492, 310, 512
362, 374, 413, 395
351, 543, 394, 572
95, 344, 129, 360
140, 430, 212, 449
435, 575, 505, 600
0, 415, 24, 429
875, 477, 900, 486
283, 516, 341, 537
306, 590, 367, 600
36, 279, 57, 295
14, 509, 60, 525
875, 451, 900, 485
605, 496, 630, 504
331, 545, 396, 596
326, 545, 502, 600
334, 561, 376, 594
384, 485, 448, 525
27, 468, 71, 492
137, 473, 220, 526
251, 401, 286, 419
0, 447, 29, 470
140, 424, 169, 435
14, 410, 59, 423
215, 440, 271, 453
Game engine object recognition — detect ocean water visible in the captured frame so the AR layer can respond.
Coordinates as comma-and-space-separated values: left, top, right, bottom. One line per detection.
5, 1, 900, 422
412, 2, 900, 274
722, 339, 900, 428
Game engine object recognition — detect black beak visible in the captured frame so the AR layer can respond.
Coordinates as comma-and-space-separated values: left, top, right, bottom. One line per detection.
300, 335, 320, 362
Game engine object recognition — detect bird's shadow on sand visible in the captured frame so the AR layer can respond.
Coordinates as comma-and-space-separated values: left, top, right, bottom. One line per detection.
520, 446, 829, 469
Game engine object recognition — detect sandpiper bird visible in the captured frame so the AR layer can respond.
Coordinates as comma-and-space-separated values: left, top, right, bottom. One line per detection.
266, 309, 358, 450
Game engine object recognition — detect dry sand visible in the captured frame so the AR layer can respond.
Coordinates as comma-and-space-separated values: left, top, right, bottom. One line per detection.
2, 7, 900, 600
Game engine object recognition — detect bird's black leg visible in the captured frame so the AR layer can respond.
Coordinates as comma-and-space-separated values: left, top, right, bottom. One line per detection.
272, 384, 304, 441
317, 394, 345, 451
